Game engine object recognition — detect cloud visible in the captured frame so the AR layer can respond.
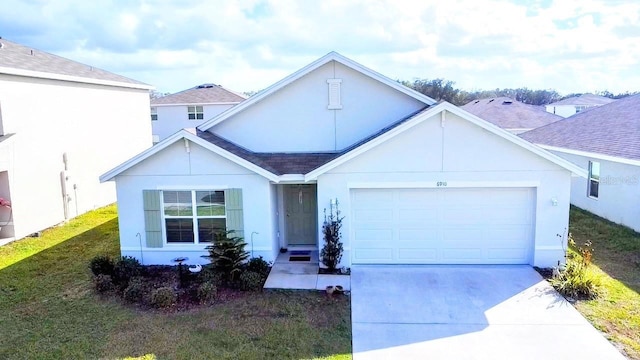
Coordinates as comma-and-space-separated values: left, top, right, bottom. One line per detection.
0, 0, 638, 94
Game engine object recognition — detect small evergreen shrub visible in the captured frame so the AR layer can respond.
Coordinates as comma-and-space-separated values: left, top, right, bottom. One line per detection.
205, 231, 249, 282
197, 282, 218, 304
113, 256, 143, 287
321, 200, 344, 271
551, 239, 602, 299
246, 256, 271, 277
150, 287, 177, 308
123, 278, 146, 303
93, 274, 114, 293
239, 271, 264, 291
198, 267, 225, 286
89, 255, 115, 276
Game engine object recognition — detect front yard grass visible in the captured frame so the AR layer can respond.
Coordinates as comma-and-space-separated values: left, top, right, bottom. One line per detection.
569, 206, 640, 359
0, 205, 352, 360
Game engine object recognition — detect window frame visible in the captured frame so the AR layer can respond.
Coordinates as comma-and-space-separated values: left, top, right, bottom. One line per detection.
187, 105, 204, 120
160, 190, 227, 245
588, 161, 600, 199
150, 107, 158, 121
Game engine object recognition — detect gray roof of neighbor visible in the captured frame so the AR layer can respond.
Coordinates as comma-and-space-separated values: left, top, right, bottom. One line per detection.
462, 97, 562, 130
152, 84, 246, 105
520, 94, 640, 161
547, 94, 615, 106
196, 106, 431, 174
0, 38, 148, 86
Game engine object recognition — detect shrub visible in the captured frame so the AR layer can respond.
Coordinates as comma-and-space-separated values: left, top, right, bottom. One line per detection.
89, 255, 115, 276
197, 282, 218, 304
150, 287, 177, 309
321, 201, 344, 271
239, 271, 264, 291
246, 256, 271, 277
550, 239, 601, 299
204, 231, 249, 282
113, 256, 143, 287
198, 267, 224, 286
123, 278, 146, 303
94, 274, 114, 293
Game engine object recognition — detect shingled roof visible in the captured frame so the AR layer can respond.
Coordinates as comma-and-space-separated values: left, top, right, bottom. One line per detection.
152, 84, 246, 105
196, 106, 431, 175
0, 38, 149, 87
547, 93, 615, 106
462, 97, 562, 131
520, 94, 640, 161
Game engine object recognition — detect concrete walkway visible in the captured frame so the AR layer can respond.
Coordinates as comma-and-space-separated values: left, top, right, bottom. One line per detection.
263, 252, 350, 291
351, 265, 626, 360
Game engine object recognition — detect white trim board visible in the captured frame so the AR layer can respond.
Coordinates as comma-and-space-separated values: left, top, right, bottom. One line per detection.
196, 52, 437, 131
347, 181, 540, 189
539, 145, 640, 167
0, 66, 153, 90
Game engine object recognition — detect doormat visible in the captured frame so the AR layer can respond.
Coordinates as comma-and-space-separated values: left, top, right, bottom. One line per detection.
290, 250, 311, 256
289, 256, 311, 262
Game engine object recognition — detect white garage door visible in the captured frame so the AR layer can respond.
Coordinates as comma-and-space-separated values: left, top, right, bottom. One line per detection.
351, 188, 535, 265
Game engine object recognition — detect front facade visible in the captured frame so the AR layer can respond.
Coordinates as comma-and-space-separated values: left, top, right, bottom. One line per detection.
102, 53, 584, 269
545, 93, 615, 118
522, 95, 640, 232
0, 39, 152, 242
151, 84, 245, 143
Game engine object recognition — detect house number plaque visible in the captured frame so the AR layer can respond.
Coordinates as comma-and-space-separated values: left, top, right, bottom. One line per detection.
436, 181, 448, 187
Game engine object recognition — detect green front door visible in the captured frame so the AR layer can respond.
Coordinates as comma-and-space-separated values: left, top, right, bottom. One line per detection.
285, 184, 317, 245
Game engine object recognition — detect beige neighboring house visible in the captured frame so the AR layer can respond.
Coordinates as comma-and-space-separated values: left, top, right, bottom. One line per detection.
461, 97, 562, 134
151, 84, 246, 143
0, 38, 153, 244
545, 94, 615, 118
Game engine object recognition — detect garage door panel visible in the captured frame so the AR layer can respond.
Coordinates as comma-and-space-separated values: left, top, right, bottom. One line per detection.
353, 209, 393, 223
351, 187, 534, 265
398, 248, 438, 261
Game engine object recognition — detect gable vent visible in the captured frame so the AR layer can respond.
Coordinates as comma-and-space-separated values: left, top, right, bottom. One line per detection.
502, 100, 513, 105
327, 78, 342, 110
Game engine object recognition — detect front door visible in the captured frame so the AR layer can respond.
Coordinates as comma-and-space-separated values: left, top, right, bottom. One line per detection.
285, 184, 317, 245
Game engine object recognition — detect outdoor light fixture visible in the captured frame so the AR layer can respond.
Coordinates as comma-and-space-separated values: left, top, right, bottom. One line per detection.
551, 197, 558, 206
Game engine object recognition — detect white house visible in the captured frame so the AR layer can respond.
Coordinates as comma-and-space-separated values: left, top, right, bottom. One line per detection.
151, 84, 245, 143
522, 95, 640, 232
101, 52, 585, 269
0, 38, 153, 243
545, 93, 615, 118
462, 97, 562, 134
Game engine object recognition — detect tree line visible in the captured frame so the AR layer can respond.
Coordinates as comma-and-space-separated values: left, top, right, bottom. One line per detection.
400, 79, 639, 106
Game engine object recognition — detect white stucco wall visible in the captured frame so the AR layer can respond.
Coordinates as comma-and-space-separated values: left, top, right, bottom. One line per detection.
0, 74, 151, 240
549, 151, 640, 232
211, 61, 426, 152
151, 103, 235, 141
115, 141, 276, 265
317, 112, 572, 268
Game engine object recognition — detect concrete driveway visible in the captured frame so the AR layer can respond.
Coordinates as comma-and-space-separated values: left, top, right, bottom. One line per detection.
351, 265, 626, 360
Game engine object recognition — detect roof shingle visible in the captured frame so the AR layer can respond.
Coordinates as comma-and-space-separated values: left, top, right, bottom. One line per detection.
0, 38, 148, 86
462, 97, 562, 130
520, 94, 640, 161
152, 84, 246, 105
547, 94, 615, 106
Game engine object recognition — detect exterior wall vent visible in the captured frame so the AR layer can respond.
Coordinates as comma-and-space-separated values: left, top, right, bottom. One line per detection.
327, 78, 342, 110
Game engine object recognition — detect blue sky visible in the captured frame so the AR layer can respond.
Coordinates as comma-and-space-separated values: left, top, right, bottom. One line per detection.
1, 0, 639, 95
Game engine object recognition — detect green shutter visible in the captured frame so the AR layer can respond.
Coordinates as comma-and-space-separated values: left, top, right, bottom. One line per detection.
225, 189, 244, 238
143, 190, 163, 248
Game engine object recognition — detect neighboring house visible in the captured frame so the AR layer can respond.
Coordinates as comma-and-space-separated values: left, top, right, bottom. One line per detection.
151, 84, 245, 143
461, 97, 562, 134
101, 52, 585, 269
521, 95, 640, 232
0, 38, 152, 243
545, 93, 615, 118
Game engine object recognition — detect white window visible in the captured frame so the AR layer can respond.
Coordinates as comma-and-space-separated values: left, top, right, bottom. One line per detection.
162, 190, 226, 244
152, 135, 160, 144
150, 107, 158, 121
575, 105, 588, 113
327, 79, 343, 110
588, 161, 600, 198
188, 106, 204, 120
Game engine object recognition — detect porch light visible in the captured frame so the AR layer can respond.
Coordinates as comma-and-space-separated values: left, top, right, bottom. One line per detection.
551, 197, 558, 206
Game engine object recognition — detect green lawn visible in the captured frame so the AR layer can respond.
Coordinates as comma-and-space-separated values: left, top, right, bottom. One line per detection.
0, 205, 352, 360
569, 206, 640, 359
